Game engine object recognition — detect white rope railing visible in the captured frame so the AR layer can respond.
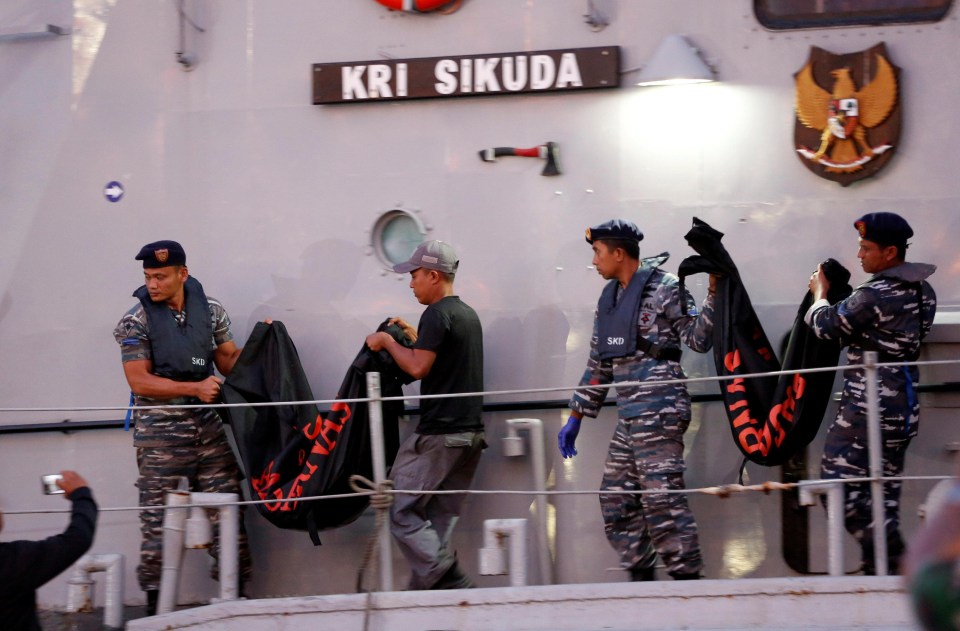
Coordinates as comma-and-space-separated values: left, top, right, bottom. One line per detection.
5, 474, 954, 518
2, 354, 957, 518
3, 353, 957, 584
0, 357, 957, 414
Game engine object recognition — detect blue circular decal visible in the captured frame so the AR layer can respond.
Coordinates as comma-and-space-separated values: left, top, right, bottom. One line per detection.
104, 181, 124, 202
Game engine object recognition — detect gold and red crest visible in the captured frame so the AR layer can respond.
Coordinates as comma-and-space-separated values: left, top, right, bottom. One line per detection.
794, 43, 901, 187
155, 248, 169, 263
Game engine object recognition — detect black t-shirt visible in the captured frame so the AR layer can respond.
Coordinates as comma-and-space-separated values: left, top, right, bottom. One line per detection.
413, 296, 484, 434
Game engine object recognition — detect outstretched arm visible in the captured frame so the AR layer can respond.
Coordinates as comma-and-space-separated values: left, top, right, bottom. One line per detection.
673, 276, 717, 353
11, 471, 97, 590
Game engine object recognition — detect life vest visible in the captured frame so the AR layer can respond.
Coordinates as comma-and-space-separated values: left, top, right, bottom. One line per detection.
596, 256, 663, 360
133, 276, 214, 382
375, 0, 458, 13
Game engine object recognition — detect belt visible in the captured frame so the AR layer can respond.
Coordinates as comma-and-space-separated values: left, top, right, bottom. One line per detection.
636, 336, 682, 362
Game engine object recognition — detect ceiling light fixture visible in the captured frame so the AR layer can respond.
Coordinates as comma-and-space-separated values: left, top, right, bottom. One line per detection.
636, 34, 716, 87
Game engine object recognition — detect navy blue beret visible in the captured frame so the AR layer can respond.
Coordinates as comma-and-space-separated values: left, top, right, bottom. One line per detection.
853, 212, 913, 246
585, 219, 644, 244
135, 240, 186, 268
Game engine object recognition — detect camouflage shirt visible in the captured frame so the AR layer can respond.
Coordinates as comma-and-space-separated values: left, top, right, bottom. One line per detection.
805, 261, 936, 429
570, 260, 716, 421
113, 297, 233, 446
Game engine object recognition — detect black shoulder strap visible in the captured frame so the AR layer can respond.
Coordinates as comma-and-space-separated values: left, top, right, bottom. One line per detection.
308, 511, 323, 546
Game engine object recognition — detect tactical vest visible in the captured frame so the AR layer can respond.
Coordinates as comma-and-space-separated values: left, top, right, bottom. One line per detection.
596, 260, 660, 360
133, 276, 214, 382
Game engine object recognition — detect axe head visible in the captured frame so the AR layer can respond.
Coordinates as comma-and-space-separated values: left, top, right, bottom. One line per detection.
541, 142, 560, 176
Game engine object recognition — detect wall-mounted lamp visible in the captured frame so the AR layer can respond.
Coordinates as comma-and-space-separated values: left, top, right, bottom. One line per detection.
635, 35, 716, 87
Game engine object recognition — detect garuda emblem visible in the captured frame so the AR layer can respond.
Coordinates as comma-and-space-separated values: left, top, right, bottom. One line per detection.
794, 43, 900, 186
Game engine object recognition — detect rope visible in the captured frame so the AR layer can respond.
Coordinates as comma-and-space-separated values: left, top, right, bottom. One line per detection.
2, 357, 957, 414
5, 474, 952, 517
348, 474, 395, 631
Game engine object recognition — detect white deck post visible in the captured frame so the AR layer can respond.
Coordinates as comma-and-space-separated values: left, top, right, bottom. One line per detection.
864, 350, 888, 576
366, 371, 394, 592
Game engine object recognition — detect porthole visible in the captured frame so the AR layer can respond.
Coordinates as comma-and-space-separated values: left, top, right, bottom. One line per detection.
371, 210, 427, 270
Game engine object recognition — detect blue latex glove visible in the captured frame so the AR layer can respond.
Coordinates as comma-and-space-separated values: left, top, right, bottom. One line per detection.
558, 416, 582, 459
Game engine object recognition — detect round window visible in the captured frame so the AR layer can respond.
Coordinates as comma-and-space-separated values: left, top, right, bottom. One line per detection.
371, 210, 427, 269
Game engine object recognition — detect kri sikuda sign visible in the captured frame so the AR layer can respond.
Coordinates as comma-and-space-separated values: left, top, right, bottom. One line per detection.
312, 46, 620, 104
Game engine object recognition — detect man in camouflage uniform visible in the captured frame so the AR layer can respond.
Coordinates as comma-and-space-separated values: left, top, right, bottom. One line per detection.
557, 220, 716, 581
113, 240, 253, 614
807, 212, 936, 575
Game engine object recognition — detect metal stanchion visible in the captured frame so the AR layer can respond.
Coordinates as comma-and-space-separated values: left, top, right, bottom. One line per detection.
800, 482, 846, 576
366, 371, 394, 592
864, 350, 888, 576
504, 418, 553, 584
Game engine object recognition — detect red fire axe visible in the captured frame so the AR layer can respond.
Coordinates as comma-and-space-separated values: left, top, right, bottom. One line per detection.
478, 142, 561, 176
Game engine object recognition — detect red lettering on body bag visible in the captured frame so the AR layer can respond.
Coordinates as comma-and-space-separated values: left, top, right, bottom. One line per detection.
251, 401, 358, 514
724, 349, 741, 372
767, 374, 807, 447
271, 402, 357, 507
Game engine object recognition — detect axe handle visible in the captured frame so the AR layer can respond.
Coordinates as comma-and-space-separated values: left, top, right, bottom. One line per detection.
511, 146, 542, 158
479, 146, 543, 161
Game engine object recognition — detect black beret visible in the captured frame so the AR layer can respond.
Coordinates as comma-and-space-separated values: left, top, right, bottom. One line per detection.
853, 212, 913, 246
585, 219, 644, 244
135, 240, 186, 268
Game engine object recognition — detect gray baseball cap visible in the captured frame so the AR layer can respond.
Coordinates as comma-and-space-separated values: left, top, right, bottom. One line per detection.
393, 240, 459, 274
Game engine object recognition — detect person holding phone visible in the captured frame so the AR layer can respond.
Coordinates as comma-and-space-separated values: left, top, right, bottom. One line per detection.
0, 470, 98, 630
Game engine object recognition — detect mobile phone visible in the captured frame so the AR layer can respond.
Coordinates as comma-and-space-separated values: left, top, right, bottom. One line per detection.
42, 474, 65, 495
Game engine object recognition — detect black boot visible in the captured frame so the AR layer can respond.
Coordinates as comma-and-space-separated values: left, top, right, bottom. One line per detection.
861, 531, 905, 575
669, 572, 701, 580
145, 590, 158, 616
860, 541, 876, 576
630, 566, 656, 581
888, 531, 905, 575
431, 562, 474, 589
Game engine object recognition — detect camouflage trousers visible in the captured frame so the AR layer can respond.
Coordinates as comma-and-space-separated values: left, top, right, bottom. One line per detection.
600, 412, 702, 577
820, 409, 912, 548
135, 411, 253, 591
